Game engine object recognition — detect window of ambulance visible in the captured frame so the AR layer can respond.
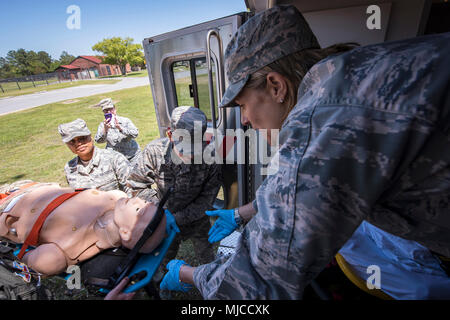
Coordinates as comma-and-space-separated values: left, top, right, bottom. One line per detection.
171, 57, 219, 124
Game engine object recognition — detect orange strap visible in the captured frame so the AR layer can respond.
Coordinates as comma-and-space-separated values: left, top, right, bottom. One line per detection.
0, 182, 39, 206
17, 189, 86, 260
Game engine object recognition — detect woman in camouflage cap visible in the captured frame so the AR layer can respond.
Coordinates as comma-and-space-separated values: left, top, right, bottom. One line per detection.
160, 4, 450, 299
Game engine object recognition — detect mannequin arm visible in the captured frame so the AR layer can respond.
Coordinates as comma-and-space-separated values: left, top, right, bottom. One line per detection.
22, 243, 68, 276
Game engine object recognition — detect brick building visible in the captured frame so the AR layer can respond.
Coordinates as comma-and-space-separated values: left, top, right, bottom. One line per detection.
55, 56, 131, 80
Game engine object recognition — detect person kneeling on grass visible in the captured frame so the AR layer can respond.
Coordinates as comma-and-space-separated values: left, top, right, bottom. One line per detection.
59, 118, 132, 196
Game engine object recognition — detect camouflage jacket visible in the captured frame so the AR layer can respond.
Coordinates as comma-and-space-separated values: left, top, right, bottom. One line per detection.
127, 137, 222, 226
194, 33, 450, 299
94, 115, 141, 163
64, 146, 132, 195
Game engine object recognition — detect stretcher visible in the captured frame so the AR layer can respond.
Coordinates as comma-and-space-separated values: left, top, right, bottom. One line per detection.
0, 188, 179, 298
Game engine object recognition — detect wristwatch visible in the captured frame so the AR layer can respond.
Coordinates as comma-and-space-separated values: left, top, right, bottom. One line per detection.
234, 208, 243, 227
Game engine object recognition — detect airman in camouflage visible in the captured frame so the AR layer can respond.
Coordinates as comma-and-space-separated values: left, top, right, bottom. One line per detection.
127, 106, 221, 265
94, 98, 141, 165
186, 6, 450, 299
59, 118, 132, 195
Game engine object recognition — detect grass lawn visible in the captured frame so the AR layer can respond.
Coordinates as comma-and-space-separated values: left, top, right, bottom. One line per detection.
0, 79, 121, 98
126, 70, 148, 77
174, 73, 218, 122
98, 69, 148, 79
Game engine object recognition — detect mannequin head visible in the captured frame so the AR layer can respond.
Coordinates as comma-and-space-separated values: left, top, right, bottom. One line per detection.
113, 197, 166, 253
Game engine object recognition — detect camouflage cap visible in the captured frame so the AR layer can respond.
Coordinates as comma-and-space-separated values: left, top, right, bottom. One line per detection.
98, 98, 115, 111
170, 106, 207, 133
58, 118, 91, 143
219, 5, 320, 108
170, 106, 207, 155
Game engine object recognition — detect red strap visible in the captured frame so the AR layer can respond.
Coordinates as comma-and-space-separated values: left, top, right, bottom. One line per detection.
17, 189, 85, 260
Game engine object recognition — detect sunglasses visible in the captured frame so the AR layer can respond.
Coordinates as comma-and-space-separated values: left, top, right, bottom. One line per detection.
67, 135, 91, 146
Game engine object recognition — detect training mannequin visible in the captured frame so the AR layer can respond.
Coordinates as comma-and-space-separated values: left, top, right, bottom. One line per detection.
0, 183, 166, 276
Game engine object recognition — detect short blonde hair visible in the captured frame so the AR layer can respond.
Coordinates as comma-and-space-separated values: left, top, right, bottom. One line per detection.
244, 43, 358, 122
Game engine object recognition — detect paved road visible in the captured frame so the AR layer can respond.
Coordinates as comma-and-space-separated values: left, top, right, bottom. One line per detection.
0, 77, 150, 115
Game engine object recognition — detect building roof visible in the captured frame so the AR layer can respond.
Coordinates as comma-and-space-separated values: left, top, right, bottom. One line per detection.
79, 55, 104, 64
56, 64, 81, 70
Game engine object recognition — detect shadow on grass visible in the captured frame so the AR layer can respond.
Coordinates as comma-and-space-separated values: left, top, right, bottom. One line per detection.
0, 174, 26, 185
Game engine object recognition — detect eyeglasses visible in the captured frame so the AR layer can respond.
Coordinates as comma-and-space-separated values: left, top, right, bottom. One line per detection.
67, 135, 91, 146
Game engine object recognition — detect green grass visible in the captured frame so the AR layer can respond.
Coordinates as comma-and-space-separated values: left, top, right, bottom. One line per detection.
126, 70, 148, 77
98, 70, 148, 79
174, 73, 218, 121
0, 78, 59, 91
0, 78, 57, 92
0, 79, 121, 98
0, 85, 157, 186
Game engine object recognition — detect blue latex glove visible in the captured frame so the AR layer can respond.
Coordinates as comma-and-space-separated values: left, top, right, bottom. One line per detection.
159, 260, 193, 292
206, 209, 237, 243
164, 209, 180, 234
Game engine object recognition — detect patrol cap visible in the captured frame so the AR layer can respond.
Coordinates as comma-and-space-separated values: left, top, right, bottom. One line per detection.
170, 106, 207, 155
219, 5, 320, 108
58, 118, 91, 143
98, 98, 115, 111
170, 106, 207, 134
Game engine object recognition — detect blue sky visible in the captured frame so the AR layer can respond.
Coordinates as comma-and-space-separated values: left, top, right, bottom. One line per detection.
0, 0, 247, 60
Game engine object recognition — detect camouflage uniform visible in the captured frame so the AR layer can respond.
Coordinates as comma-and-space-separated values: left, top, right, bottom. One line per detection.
127, 107, 221, 265
193, 6, 450, 299
64, 146, 132, 195
94, 115, 141, 165
94, 98, 141, 165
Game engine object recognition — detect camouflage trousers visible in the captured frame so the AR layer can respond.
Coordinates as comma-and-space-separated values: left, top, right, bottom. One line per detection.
162, 215, 215, 268
0, 264, 41, 300
0, 242, 51, 300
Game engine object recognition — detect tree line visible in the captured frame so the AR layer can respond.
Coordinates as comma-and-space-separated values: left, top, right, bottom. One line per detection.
0, 50, 76, 79
0, 37, 145, 79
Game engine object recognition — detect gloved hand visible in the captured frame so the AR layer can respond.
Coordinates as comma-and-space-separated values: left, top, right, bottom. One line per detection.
206, 209, 238, 243
159, 260, 193, 292
164, 209, 180, 234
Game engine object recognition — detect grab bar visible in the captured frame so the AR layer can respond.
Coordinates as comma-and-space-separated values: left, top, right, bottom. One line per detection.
206, 29, 226, 129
